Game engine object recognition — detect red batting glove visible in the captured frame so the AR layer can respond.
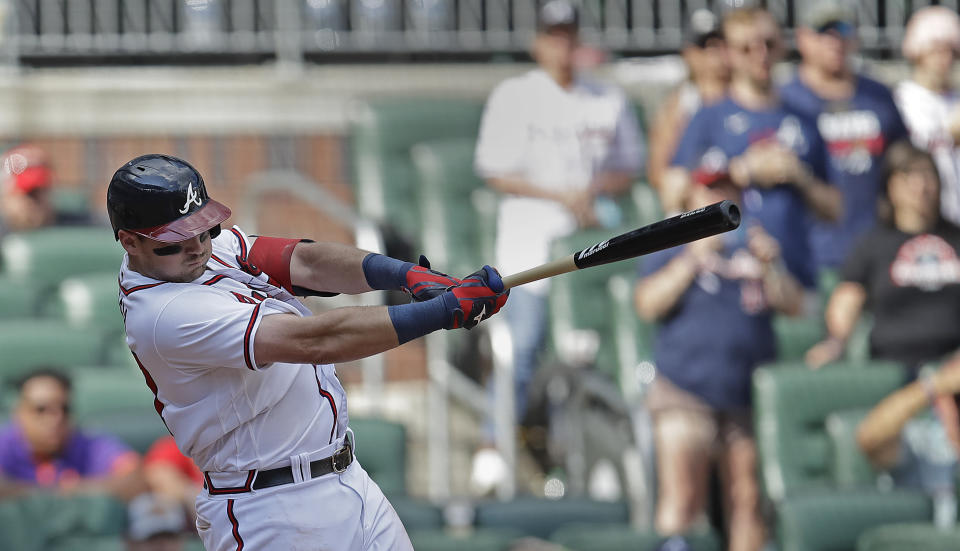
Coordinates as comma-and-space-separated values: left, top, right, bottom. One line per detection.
404, 255, 461, 302
444, 265, 509, 330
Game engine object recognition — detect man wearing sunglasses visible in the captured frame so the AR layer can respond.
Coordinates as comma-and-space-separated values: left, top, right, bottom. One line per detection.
0, 368, 142, 500
781, 1, 908, 274
108, 154, 508, 550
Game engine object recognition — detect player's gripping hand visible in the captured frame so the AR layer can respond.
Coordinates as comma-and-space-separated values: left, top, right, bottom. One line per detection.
442, 265, 509, 330
404, 255, 462, 302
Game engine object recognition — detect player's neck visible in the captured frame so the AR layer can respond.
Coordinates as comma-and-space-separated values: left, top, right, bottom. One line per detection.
799, 63, 854, 100
730, 77, 776, 110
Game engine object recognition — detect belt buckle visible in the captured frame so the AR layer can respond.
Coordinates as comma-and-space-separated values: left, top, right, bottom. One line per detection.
332, 444, 352, 474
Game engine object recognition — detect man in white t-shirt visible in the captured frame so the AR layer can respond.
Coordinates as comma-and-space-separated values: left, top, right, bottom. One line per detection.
108, 154, 508, 550
895, 6, 960, 226
473, 0, 644, 492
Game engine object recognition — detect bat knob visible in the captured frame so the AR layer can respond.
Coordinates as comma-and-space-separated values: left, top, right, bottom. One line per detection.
720, 200, 741, 230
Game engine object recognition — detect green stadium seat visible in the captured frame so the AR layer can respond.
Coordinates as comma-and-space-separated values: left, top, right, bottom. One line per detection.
0, 319, 107, 384
45, 536, 124, 551
408, 528, 523, 551
411, 137, 487, 280
0, 274, 41, 319
45, 272, 124, 336
386, 496, 444, 532
50, 188, 92, 220
549, 228, 637, 380
773, 315, 824, 362
607, 273, 655, 398
349, 97, 485, 249
71, 368, 167, 454
350, 416, 408, 496
473, 497, 629, 540
630, 182, 664, 227
753, 362, 906, 502
857, 522, 960, 551
12, 493, 127, 549
0, 227, 123, 292
777, 491, 932, 551
825, 408, 878, 488
0, 497, 42, 551
550, 523, 721, 551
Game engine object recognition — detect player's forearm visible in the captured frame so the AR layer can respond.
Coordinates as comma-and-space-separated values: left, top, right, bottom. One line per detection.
290, 242, 374, 294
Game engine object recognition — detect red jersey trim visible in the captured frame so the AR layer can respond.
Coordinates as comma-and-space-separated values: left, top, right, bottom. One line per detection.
313, 365, 338, 444
119, 279, 166, 296
243, 303, 261, 371
202, 274, 227, 286
210, 254, 233, 268
204, 472, 256, 496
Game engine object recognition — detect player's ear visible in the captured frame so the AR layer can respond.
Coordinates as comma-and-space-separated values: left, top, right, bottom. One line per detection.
117, 230, 141, 255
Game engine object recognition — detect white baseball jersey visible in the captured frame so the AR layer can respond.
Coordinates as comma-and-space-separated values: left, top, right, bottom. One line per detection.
475, 69, 644, 294
119, 225, 412, 550
119, 226, 347, 473
895, 80, 960, 225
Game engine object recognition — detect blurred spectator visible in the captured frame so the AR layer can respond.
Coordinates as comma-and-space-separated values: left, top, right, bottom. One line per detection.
473, 0, 644, 494
635, 156, 804, 551
857, 358, 960, 527
781, 0, 908, 272
0, 144, 90, 241
895, 7, 960, 227
0, 367, 143, 500
669, 6, 838, 294
143, 435, 202, 518
126, 492, 188, 551
650, 8, 729, 213
806, 141, 960, 372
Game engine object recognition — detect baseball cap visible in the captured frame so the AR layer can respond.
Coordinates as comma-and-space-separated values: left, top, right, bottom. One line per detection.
127, 493, 186, 542
537, 0, 579, 32
802, 0, 856, 37
685, 9, 723, 48
1, 145, 52, 195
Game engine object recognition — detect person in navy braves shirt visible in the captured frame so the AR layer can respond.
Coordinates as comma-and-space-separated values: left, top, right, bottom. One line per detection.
780, 1, 908, 271
636, 157, 805, 551
670, 7, 841, 292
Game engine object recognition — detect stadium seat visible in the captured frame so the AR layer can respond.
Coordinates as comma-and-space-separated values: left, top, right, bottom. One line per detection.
408, 528, 523, 551
45, 536, 124, 551
350, 416, 408, 496
550, 523, 721, 551
825, 408, 877, 488
548, 228, 637, 381
11, 492, 127, 550
753, 362, 906, 502
473, 497, 629, 540
348, 97, 485, 250
777, 491, 932, 551
773, 315, 824, 362
70, 368, 167, 454
607, 273, 655, 397
45, 272, 124, 336
857, 522, 960, 551
0, 227, 123, 292
0, 274, 41, 319
631, 182, 664, 227
410, 137, 487, 280
0, 319, 107, 384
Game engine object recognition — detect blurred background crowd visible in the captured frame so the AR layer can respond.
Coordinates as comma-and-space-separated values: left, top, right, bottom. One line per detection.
3, 0, 960, 550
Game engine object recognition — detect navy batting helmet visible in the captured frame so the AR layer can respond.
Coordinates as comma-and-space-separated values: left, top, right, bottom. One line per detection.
107, 154, 231, 243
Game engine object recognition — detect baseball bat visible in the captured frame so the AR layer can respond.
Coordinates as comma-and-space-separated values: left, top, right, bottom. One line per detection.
501, 200, 741, 290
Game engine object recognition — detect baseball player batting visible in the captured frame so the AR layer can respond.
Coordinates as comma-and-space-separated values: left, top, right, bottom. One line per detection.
108, 154, 508, 551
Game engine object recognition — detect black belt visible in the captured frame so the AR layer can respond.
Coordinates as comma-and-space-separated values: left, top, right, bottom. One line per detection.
204, 443, 354, 494
253, 443, 354, 491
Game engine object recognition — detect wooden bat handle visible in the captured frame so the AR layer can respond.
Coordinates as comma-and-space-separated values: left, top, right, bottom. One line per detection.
501, 254, 577, 290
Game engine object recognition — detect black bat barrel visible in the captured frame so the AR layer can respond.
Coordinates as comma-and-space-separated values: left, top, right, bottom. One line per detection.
572, 200, 741, 269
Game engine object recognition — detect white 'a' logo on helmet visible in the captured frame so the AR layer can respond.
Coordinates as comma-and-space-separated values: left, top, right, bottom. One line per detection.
179, 182, 203, 214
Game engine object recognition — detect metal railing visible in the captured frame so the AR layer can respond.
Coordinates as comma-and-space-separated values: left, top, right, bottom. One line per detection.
0, 0, 936, 64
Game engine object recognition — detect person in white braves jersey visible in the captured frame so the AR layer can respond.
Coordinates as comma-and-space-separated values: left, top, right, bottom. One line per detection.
107, 154, 508, 551
472, 0, 644, 494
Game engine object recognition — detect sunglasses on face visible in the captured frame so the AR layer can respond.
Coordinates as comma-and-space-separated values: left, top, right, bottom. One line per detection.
29, 402, 70, 416
151, 226, 219, 257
